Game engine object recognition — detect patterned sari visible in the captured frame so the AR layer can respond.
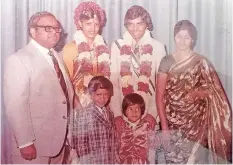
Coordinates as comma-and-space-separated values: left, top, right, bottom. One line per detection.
164, 53, 232, 163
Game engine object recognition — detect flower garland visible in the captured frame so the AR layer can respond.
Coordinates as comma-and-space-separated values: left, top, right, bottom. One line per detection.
119, 30, 153, 96
72, 30, 110, 89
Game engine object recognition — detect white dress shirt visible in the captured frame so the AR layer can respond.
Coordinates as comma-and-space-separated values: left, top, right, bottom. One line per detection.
31, 39, 55, 69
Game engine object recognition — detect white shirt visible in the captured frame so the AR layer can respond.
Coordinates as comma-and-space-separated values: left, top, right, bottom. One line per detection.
31, 39, 55, 69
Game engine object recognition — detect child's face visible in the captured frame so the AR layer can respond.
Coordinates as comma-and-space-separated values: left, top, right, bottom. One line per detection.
125, 104, 142, 123
91, 88, 110, 108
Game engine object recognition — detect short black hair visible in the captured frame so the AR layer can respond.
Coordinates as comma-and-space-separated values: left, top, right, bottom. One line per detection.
122, 93, 145, 116
87, 76, 113, 96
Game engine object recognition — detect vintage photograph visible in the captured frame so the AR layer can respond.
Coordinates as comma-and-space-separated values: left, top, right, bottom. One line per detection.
1, 0, 232, 164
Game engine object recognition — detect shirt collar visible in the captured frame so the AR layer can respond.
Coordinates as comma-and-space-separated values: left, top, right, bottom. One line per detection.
30, 38, 51, 55
95, 105, 106, 113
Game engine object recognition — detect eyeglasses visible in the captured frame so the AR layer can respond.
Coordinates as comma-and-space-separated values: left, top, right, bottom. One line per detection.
35, 25, 62, 33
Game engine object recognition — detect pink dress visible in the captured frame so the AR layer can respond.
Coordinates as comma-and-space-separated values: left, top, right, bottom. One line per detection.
117, 118, 150, 164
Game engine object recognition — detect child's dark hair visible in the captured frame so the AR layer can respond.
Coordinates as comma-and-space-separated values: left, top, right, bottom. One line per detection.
122, 93, 145, 116
87, 76, 113, 96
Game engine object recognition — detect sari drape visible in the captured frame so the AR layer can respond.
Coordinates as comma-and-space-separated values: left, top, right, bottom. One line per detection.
164, 53, 232, 163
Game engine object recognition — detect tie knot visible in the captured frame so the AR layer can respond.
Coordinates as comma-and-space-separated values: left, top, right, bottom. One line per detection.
134, 44, 139, 53
48, 50, 54, 56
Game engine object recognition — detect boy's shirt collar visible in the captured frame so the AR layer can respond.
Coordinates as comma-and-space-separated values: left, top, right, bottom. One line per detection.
95, 105, 106, 113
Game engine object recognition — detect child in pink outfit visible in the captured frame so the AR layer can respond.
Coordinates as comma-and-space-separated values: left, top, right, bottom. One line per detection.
116, 93, 155, 164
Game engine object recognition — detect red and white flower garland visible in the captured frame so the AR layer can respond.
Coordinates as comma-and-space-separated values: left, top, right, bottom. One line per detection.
119, 43, 153, 96
73, 30, 110, 87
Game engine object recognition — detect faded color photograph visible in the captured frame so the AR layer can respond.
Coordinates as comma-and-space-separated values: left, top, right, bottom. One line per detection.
1, 0, 232, 164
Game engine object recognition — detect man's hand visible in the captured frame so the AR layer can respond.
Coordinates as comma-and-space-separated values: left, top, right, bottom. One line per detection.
114, 116, 126, 134
142, 113, 156, 130
20, 144, 37, 160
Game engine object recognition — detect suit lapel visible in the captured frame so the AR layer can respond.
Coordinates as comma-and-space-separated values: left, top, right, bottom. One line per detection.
25, 43, 74, 110
25, 43, 59, 81
53, 52, 74, 109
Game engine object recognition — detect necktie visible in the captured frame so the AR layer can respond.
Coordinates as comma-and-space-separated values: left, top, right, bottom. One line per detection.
48, 50, 70, 112
102, 107, 108, 120
133, 44, 140, 59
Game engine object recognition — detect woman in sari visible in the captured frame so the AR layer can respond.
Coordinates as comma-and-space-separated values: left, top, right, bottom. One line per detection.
63, 1, 111, 108
156, 20, 232, 163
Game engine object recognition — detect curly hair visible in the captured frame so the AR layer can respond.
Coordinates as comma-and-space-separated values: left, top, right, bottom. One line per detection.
74, 1, 106, 30
124, 5, 153, 31
54, 21, 68, 52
